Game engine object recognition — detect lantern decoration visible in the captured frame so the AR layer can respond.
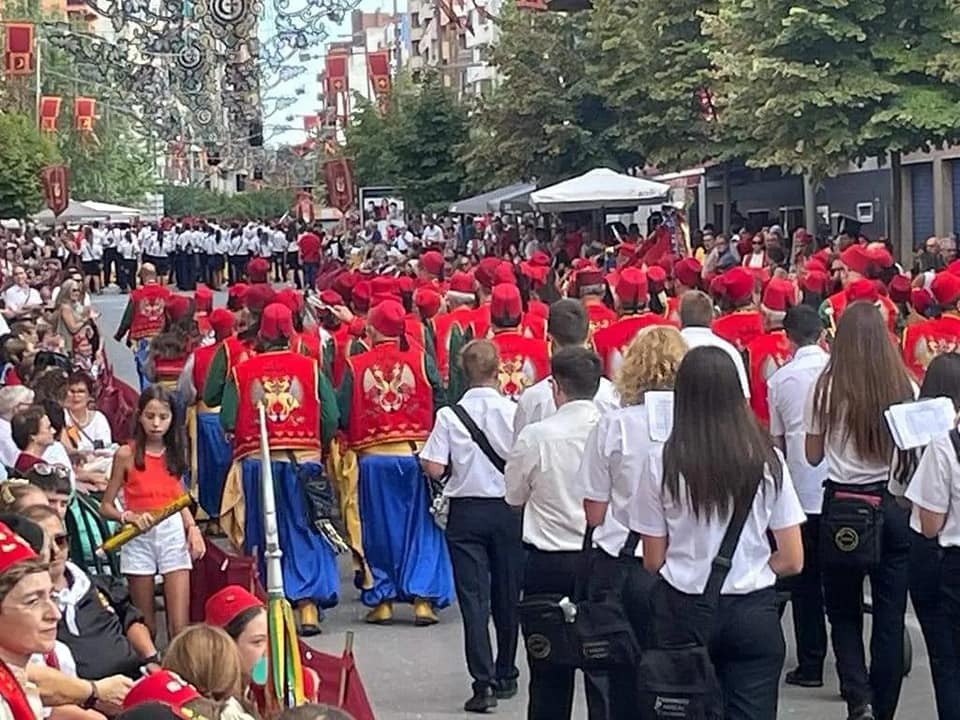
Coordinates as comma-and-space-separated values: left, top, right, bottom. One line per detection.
3, 23, 34, 76
40, 165, 70, 217
323, 158, 354, 212
74, 97, 96, 132
39, 96, 62, 133
366, 49, 390, 97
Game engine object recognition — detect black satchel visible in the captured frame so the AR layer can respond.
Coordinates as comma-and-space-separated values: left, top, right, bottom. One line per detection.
636, 478, 759, 720
819, 481, 885, 570
518, 527, 642, 670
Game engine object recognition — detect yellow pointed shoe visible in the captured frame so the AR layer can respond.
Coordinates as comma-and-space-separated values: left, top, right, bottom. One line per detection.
413, 598, 439, 627
297, 601, 322, 637
365, 601, 393, 625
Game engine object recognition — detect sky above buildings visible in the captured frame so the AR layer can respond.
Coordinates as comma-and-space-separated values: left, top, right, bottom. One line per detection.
264, 0, 403, 146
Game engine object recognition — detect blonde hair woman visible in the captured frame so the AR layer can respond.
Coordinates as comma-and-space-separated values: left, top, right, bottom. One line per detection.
574, 325, 688, 714
162, 625, 245, 703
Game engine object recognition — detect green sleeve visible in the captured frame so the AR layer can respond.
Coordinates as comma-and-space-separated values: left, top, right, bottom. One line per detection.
423, 322, 437, 364
817, 298, 832, 332
220, 377, 239, 432
337, 368, 353, 430
114, 300, 133, 341
446, 324, 472, 404
322, 338, 334, 382
425, 353, 447, 410
348, 338, 366, 357
318, 373, 339, 447
202, 345, 228, 407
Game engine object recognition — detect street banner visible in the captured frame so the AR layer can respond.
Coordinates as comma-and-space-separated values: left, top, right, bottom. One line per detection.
324, 159, 355, 212
3, 23, 34, 76
39, 96, 61, 132
40, 164, 69, 217
366, 49, 390, 96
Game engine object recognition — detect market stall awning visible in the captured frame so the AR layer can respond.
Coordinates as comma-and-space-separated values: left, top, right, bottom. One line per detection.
449, 182, 536, 215
530, 168, 670, 213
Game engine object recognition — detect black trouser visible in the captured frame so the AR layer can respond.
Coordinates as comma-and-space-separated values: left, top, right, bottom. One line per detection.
445, 497, 523, 693
522, 547, 609, 720
821, 485, 910, 720
303, 261, 319, 291
790, 513, 827, 678
118, 258, 137, 291
287, 251, 301, 288
273, 254, 285, 282
651, 582, 784, 720
102, 246, 118, 286
229, 255, 248, 285
912, 532, 960, 720
587, 549, 655, 720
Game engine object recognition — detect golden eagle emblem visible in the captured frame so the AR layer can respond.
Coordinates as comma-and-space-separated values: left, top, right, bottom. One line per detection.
139, 297, 165, 320
251, 375, 304, 423
362, 362, 417, 412
498, 355, 534, 400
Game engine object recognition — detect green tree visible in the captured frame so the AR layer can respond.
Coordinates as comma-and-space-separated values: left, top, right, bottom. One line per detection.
0, 112, 60, 218
588, 0, 719, 170
161, 184, 295, 219
703, 0, 960, 180
345, 72, 469, 209
462, 5, 635, 190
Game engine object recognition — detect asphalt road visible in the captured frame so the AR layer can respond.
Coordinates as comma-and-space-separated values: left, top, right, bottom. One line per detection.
95, 288, 939, 719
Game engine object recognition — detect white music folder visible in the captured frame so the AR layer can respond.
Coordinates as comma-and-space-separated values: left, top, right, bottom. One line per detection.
884, 397, 957, 450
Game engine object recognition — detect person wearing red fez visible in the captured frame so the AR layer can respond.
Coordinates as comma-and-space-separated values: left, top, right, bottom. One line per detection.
315, 289, 352, 387
226, 283, 249, 313
276, 288, 321, 361
434, 271, 478, 398
800, 270, 831, 308
0, 521, 61, 720
193, 285, 214, 338
245, 257, 270, 285
336, 298, 452, 625
418, 251, 445, 289
570, 268, 616, 342
820, 244, 898, 336
664, 257, 703, 323
593, 268, 677, 377
219, 303, 341, 636
114, 263, 173, 391
743, 278, 798, 426
464, 258, 502, 342
177, 307, 236, 522
902, 271, 960, 380
145, 294, 199, 394
482, 285, 550, 400
711, 267, 764, 351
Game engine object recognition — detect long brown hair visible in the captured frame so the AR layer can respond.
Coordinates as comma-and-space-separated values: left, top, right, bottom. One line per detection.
813, 301, 913, 464
663, 346, 782, 520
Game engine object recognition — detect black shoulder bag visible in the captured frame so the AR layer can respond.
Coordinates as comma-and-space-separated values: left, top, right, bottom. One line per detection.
636, 481, 759, 720
517, 526, 642, 670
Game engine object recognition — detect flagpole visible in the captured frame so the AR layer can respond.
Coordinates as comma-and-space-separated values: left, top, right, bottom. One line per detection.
34, 35, 41, 128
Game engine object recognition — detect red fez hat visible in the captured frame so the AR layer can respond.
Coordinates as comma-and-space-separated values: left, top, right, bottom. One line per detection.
575, 269, 605, 292
719, 267, 754, 303
414, 287, 442, 319
448, 271, 475, 295
246, 257, 270, 283
0, 521, 38, 574
258, 303, 294, 341
530, 251, 550, 267
275, 288, 303, 314
368, 299, 406, 337
122, 671, 200, 711
571, 258, 593, 272
616, 267, 648, 306
647, 266, 667, 293
888, 274, 912, 304
319, 289, 343, 306
204, 584, 263, 628
165, 295, 192, 323
227, 283, 249, 311
866, 243, 894, 268
475, 258, 501, 290
840, 244, 871, 275
332, 272, 358, 300
193, 285, 213, 313
761, 278, 798, 313
804, 258, 828, 275
244, 284, 276, 314
800, 270, 830, 295
208, 308, 235, 340
812, 248, 833, 267
912, 287, 933, 315
352, 281, 372, 313
675, 257, 702, 288
491, 283, 522, 322
932, 271, 960, 306
845, 278, 879, 303
420, 251, 444, 276
493, 262, 517, 286
708, 274, 726, 299
396, 275, 415, 295
370, 276, 399, 300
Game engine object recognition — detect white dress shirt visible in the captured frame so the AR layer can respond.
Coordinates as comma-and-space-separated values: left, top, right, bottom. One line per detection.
505, 399, 599, 551
679, 326, 751, 398
2, 284, 41, 312
420, 386, 516, 498
906, 431, 960, 547
578, 402, 665, 558
513, 375, 620, 440
0, 418, 17, 468
629, 446, 805, 594
64, 411, 113, 452
767, 344, 829, 513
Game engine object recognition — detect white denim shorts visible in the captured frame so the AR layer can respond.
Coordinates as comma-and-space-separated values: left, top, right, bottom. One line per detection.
120, 513, 192, 576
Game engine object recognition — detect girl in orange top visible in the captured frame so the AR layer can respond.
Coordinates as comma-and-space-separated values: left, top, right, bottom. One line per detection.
100, 384, 205, 640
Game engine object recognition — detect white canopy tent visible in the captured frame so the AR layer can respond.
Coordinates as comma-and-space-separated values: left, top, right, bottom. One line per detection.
32, 199, 144, 225
530, 168, 671, 213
